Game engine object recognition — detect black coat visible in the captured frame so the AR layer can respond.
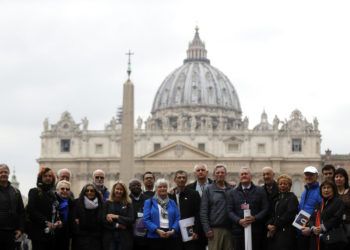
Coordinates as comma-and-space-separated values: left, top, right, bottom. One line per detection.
0, 183, 25, 232
102, 200, 134, 250
309, 196, 345, 250
266, 192, 299, 250
169, 187, 201, 234
71, 198, 103, 250
26, 187, 58, 242
227, 183, 269, 236
263, 181, 279, 218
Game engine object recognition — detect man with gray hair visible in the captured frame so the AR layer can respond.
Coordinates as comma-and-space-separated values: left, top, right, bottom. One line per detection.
200, 164, 233, 250
0, 164, 25, 250
93, 169, 110, 202
57, 168, 72, 182
227, 167, 269, 250
186, 163, 213, 197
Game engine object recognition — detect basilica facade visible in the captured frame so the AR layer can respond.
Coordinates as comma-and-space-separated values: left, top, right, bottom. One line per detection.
38, 28, 322, 196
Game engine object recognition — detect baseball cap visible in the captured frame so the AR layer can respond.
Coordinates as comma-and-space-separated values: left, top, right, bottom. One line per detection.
304, 166, 318, 174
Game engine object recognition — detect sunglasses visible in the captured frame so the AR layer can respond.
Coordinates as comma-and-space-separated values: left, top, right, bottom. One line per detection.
196, 169, 206, 172
60, 187, 70, 191
95, 176, 104, 180
85, 189, 96, 193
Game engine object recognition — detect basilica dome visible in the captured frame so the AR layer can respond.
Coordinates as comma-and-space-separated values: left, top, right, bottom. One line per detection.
151, 27, 242, 117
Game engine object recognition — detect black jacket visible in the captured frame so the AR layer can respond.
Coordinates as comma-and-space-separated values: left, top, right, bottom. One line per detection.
309, 196, 345, 231
266, 192, 299, 250
169, 187, 201, 234
72, 198, 103, 250
26, 186, 58, 241
263, 181, 279, 218
102, 201, 134, 250
227, 182, 269, 236
0, 183, 25, 231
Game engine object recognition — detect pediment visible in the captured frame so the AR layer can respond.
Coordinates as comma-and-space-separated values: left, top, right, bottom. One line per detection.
223, 136, 244, 143
142, 140, 216, 160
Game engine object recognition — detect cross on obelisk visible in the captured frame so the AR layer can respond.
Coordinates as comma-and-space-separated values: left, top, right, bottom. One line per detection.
120, 50, 135, 183
126, 50, 134, 79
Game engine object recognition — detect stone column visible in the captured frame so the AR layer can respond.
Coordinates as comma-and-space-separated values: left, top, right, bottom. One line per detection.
120, 79, 135, 182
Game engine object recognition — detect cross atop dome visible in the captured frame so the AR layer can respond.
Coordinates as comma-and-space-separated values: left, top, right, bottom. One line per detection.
184, 26, 210, 64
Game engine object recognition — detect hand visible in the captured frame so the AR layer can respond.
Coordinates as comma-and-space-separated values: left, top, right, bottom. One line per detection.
301, 227, 311, 236
14, 230, 22, 240
106, 214, 118, 223
54, 220, 63, 228
192, 232, 199, 240
46, 221, 54, 230
165, 229, 175, 238
267, 224, 276, 232
245, 216, 255, 224
206, 230, 214, 239
239, 218, 251, 228
312, 226, 321, 235
156, 229, 168, 238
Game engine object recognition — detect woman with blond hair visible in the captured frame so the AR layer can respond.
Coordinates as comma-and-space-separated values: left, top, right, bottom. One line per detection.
103, 181, 134, 250
266, 174, 299, 250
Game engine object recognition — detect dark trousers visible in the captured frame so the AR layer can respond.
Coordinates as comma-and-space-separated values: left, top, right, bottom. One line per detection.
31, 239, 54, 250
297, 235, 310, 250
132, 236, 149, 250
174, 237, 198, 250
233, 233, 263, 250
148, 238, 177, 250
0, 230, 15, 250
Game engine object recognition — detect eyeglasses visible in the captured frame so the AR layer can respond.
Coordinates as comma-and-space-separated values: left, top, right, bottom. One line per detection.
85, 189, 96, 193
60, 187, 70, 191
95, 176, 104, 180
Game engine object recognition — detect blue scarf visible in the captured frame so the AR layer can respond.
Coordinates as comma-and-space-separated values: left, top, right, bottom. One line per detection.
59, 198, 69, 223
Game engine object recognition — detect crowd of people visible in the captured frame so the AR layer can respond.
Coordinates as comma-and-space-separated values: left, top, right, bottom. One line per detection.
0, 162, 349, 250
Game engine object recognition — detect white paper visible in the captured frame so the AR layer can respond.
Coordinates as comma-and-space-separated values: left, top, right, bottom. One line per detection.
292, 210, 311, 230
244, 209, 252, 250
179, 217, 195, 242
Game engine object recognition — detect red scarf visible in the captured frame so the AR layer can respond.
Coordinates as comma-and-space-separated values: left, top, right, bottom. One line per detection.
315, 200, 325, 250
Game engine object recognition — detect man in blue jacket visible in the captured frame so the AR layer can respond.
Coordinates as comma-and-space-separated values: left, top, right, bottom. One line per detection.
297, 166, 322, 250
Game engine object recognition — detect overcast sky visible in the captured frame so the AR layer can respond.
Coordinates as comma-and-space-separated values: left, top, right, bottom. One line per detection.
1, 0, 349, 195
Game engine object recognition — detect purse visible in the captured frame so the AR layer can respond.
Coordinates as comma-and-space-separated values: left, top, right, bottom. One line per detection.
321, 226, 348, 244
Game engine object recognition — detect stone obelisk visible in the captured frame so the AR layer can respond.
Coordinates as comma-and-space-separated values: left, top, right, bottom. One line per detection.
119, 50, 134, 182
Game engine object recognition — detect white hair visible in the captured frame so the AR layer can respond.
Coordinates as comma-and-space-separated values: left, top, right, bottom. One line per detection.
56, 180, 71, 190
154, 178, 169, 189
57, 168, 72, 177
93, 169, 105, 177
193, 163, 208, 172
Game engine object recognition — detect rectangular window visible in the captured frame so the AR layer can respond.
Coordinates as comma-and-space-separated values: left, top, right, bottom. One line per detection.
154, 143, 161, 151
257, 143, 266, 153
198, 143, 205, 151
292, 138, 302, 152
228, 143, 239, 152
95, 144, 103, 154
60, 139, 70, 152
